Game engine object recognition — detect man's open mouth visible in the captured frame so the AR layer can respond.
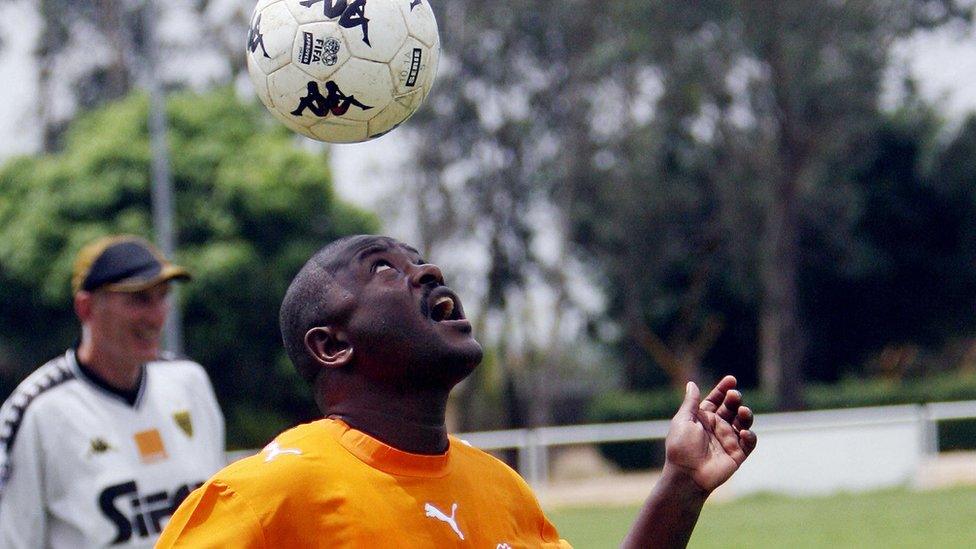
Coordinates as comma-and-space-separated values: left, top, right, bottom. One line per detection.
427, 288, 464, 322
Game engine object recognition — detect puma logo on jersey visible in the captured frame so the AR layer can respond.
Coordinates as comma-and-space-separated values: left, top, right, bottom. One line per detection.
424, 502, 464, 540
263, 441, 302, 463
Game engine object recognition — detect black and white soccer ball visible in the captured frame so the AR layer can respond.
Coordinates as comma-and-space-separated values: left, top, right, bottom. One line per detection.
246, 0, 440, 143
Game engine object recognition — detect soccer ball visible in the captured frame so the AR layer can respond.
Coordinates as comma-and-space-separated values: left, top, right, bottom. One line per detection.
245, 0, 440, 143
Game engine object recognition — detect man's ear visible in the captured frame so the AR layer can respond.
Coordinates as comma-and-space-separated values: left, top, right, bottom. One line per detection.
304, 326, 353, 369
74, 291, 93, 323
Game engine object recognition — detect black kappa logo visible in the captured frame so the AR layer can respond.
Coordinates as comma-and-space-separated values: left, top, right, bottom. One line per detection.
299, 32, 341, 66
410, 0, 423, 10
298, 0, 371, 46
247, 12, 271, 58
290, 81, 373, 118
99, 480, 203, 545
405, 48, 422, 87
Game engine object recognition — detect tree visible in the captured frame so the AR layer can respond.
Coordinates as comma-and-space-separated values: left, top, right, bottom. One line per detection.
0, 88, 377, 448
388, 0, 617, 432
804, 105, 976, 380
564, 0, 973, 408
1, 0, 245, 151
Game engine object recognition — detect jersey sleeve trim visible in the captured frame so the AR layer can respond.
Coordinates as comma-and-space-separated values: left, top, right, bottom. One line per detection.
0, 352, 75, 495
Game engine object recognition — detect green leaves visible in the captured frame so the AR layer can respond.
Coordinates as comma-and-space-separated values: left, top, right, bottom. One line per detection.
0, 87, 377, 447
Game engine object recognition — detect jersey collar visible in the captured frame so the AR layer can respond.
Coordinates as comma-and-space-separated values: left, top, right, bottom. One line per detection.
67, 349, 148, 408
324, 418, 453, 478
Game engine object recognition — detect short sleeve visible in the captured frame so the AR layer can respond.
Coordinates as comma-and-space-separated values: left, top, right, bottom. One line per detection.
188, 363, 227, 471
157, 480, 265, 548
0, 406, 47, 548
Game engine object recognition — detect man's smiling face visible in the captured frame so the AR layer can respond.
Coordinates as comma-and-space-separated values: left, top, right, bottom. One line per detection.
331, 236, 483, 389
87, 283, 170, 369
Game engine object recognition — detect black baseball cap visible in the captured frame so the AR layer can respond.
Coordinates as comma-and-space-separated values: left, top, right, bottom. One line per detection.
72, 235, 191, 294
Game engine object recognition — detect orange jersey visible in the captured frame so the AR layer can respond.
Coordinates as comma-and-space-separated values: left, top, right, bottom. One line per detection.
158, 418, 571, 548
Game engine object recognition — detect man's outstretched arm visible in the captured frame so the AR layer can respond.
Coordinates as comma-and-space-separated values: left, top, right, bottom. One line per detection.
622, 376, 757, 549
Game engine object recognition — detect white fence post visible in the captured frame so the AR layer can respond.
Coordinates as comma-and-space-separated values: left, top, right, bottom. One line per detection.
521, 429, 548, 487
919, 404, 940, 456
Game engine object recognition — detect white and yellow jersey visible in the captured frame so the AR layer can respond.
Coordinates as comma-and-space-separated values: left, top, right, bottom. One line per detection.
0, 349, 225, 548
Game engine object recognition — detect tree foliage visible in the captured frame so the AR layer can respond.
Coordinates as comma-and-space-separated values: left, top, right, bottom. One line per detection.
402, 0, 976, 415
385, 1, 618, 431
0, 88, 377, 448
805, 105, 976, 380
1, 0, 246, 151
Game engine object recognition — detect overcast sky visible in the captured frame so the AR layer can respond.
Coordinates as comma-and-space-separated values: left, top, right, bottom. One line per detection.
2, 5, 976, 206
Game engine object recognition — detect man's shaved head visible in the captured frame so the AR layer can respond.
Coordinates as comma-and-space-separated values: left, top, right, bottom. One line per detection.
280, 235, 401, 383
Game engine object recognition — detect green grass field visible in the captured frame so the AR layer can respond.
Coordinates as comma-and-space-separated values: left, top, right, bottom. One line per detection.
548, 485, 976, 548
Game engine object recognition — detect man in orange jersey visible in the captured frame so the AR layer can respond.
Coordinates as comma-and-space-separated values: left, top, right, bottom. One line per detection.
159, 235, 757, 548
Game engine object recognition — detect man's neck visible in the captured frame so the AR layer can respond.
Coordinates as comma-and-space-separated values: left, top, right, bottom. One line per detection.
322, 375, 452, 455
75, 341, 143, 392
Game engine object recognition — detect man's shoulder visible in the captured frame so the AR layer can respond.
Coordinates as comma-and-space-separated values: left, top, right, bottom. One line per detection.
0, 352, 79, 487
0, 352, 78, 417
448, 435, 536, 489
449, 436, 510, 467
145, 354, 211, 383
212, 422, 335, 485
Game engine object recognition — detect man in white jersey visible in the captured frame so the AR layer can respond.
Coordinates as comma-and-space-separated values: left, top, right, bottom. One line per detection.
0, 235, 225, 548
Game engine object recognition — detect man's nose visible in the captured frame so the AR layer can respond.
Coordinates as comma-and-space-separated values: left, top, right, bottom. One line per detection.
409, 263, 444, 287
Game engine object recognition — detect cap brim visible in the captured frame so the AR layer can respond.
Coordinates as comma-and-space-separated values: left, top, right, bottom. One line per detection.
101, 264, 191, 293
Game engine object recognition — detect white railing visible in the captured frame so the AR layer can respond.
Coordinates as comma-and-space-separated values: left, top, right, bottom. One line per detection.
455, 400, 976, 489
225, 400, 976, 494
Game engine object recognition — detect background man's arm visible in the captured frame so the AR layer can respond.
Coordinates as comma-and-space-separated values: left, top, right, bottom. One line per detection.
187, 362, 227, 470
0, 408, 48, 549
622, 376, 757, 549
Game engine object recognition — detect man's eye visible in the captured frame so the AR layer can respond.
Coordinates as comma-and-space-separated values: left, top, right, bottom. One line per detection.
374, 261, 394, 273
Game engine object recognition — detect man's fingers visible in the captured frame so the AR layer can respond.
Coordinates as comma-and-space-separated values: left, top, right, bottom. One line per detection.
676, 381, 701, 421
699, 375, 737, 413
732, 406, 753, 432
739, 429, 758, 456
714, 418, 742, 456
715, 390, 742, 424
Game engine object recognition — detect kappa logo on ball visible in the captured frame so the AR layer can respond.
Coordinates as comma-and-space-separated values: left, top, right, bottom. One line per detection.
247, 12, 270, 58
299, 0, 371, 46
291, 81, 373, 118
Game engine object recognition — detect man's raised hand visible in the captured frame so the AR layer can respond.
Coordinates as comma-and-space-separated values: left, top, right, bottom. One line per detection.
664, 375, 757, 494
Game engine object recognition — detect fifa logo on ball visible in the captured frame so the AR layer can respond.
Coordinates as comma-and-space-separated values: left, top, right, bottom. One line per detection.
299, 33, 341, 67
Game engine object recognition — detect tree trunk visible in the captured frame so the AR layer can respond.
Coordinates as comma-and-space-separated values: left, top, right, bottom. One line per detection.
759, 172, 805, 410
758, 3, 807, 410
